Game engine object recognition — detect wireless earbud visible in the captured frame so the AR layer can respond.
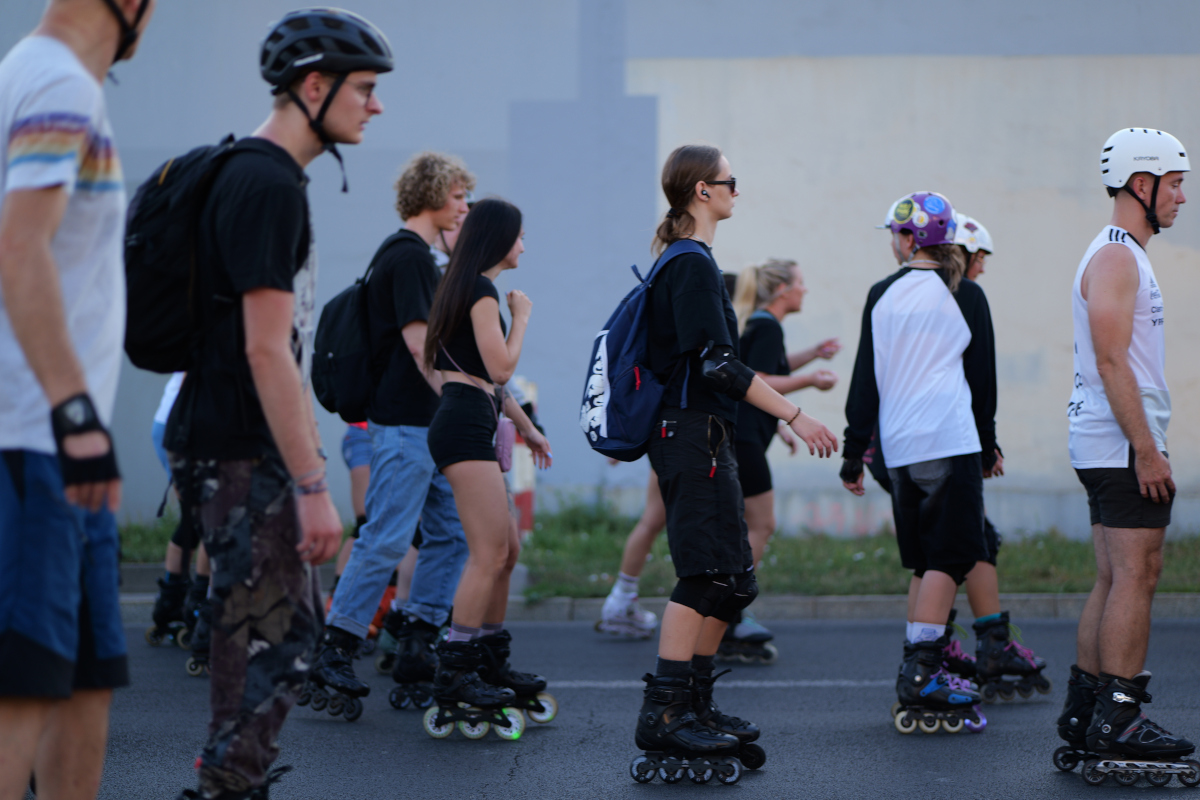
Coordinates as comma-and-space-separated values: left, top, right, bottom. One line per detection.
701, 190, 710, 197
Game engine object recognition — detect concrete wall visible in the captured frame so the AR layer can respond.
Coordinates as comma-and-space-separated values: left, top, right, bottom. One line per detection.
2, 0, 1198, 538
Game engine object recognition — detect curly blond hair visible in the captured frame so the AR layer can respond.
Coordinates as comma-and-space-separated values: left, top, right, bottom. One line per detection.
394, 152, 476, 221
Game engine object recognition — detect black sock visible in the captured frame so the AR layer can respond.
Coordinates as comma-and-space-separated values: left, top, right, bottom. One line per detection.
691, 654, 715, 677
655, 657, 691, 680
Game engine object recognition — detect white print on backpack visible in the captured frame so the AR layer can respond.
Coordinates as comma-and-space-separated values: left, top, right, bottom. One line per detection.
580, 330, 610, 440
291, 227, 318, 386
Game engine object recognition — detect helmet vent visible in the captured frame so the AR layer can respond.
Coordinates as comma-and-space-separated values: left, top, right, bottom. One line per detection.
1103, 146, 1113, 153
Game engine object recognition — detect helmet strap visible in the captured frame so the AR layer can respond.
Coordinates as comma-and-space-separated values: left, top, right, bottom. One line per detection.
287, 73, 350, 193
1123, 174, 1163, 235
99, 0, 150, 65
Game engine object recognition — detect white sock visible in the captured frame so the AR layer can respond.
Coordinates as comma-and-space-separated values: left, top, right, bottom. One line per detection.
912, 622, 946, 643
616, 572, 639, 595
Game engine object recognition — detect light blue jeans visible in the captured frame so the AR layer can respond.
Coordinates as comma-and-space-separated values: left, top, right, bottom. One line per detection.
326, 423, 467, 637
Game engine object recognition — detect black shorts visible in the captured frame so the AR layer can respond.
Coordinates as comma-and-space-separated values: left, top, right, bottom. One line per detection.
648, 408, 752, 578
734, 438, 772, 498
982, 516, 1001, 565
887, 453, 988, 582
427, 383, 497, 472
1075, 447, 1173, 529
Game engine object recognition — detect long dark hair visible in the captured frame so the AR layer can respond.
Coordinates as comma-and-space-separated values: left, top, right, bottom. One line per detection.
424, 197, 523, 370
652, 144, 722, 256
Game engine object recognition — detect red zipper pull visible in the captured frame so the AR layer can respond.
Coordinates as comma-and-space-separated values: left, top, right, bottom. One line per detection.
709, 458, 717, 478
634, 366, 641, 390
661, 420, 667, 438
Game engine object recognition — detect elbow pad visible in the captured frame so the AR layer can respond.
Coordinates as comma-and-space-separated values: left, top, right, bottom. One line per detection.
701, 345, 755, 400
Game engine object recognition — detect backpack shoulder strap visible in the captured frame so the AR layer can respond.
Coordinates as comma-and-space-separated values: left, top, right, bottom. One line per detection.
748, 309, 776, 324
645, 239, 709, 283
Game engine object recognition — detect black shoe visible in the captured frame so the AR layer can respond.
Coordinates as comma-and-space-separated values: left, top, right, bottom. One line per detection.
634, 673, 739, 755
476, 630, 547, 695
1086, 672, 1195, 759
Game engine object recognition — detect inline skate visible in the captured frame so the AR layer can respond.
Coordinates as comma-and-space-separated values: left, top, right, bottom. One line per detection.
185, 595, 212, 677
476, 629, 558, 725
1080, 672, 1200, 787
893, 641, 986, 734
940, 609, 977, 681
145, 574, 190, 647
693, 668, 765, 770
178, 574, 209, 650
297, 627, 369, 722
423, 639, 524, 741
595, 587, 657, 640
629, 673, 743, 785
1053, 664, 1101, 772
716, 611, 777, 664
973, 611, 1051, 702
387, 614, 439, 711
374, 607, 404, 674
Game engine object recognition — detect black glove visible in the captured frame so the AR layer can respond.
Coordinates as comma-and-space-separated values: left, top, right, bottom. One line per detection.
839, 457, 863, 485
50, 393, 120, 487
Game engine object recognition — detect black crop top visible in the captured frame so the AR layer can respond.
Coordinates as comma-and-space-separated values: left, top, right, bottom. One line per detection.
435, 274, 508, 381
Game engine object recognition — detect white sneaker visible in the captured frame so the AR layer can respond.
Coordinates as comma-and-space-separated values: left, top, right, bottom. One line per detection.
595, 590, 657, 639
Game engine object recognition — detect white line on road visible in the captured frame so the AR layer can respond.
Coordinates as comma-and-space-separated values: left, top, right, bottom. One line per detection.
550, 679, 891, 689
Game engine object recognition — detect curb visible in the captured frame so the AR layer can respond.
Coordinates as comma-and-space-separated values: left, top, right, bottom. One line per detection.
119, 592, 1200, 625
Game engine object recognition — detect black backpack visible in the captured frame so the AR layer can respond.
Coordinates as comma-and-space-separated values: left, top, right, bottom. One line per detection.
123, 135, 243, 373
312, 231, 407, 423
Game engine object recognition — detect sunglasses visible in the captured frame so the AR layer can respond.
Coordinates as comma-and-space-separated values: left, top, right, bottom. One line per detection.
706, 177, 736, 192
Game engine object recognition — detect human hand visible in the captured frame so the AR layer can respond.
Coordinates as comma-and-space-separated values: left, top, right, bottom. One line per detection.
777, 424, 799, 455
295, 491, 343, 564
814, 338, 841, 359
62, 432, 122, 512
839, 457, 865, 495
807, 369, 838, 391
788, 411, 838, 457
1135, 447, 1175, 504
507, 289, 532, 321
984, 449, 1004, 479
525, 428, 554, 469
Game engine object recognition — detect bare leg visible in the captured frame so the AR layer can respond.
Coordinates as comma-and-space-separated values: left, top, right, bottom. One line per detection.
485, 511, 521, 625
1076, 523, 1110, 675
964, 562, 1001, 619
695, 617, 729, 657
912, 570, 958, 628
349, 463, 369, 521
658, 601, 707, 662
163, 541, 189, 575
1096, 525, 1163, 678
0, 698, 49, 800
443, 461, 511, 628
906, 574, 921, 623
618, 468, 666, 578
31, 689, 112, 800
195, 544, 210, 578
743, 490, 775, 567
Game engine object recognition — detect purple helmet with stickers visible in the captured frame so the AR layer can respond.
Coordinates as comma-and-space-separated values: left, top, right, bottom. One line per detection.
880, 191, 957, 247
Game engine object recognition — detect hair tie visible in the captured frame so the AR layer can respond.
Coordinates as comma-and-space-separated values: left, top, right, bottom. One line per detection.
666, 208, 685, 219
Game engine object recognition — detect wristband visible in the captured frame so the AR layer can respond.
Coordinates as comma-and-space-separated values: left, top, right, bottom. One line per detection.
50, 393, 120, 488
293, 466, 325, 484
786, 407, 802, 426
295, 479, 329, 496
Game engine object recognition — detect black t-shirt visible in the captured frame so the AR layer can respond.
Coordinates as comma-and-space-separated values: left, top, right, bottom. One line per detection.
646, 242, 741, 424
365, 229, 440, 426
434, 274, 507, 381
165, 138, 311, 460
736, 311, 789, 447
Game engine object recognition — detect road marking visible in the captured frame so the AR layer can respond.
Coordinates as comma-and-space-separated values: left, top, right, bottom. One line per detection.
550, 679, 891, 689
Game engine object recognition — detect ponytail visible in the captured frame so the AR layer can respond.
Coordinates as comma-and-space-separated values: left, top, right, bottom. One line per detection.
733, 267, 759, 333
922, 244, 966, 293
734, 259, 797, 332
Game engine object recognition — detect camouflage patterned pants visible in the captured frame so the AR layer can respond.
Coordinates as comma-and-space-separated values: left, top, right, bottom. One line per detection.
171, 453, 322, 797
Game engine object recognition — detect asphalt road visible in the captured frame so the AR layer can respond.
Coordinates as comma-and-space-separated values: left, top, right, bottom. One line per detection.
84, 618, 1200, 800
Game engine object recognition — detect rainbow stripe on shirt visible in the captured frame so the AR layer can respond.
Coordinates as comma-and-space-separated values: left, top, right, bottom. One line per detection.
8, 111, 122, 192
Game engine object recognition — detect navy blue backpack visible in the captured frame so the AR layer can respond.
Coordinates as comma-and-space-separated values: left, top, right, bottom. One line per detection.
579, 239, 707, 461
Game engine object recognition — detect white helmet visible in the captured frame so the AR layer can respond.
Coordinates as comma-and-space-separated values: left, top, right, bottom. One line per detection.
1101, 128, 1190, 233
953, 213, 994, 254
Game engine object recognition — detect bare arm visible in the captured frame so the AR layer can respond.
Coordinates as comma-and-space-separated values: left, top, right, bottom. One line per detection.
475, 291, 531, 385
0, 186, 119, 511
243, 288, 342, 562
503, 392, 552, 469
401, 320, 442, 394
742, 375, 837, 457
760, 370, 837, 394
786, 337, 840, 371
1083, 244, 1173, 502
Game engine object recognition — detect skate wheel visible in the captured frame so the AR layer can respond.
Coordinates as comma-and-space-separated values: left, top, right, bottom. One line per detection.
894, 711, 917, 734
629, 755, 655, 783
296, 686, 312, 707
593, 620, 604, 633
310, 689, 329, 711
918, 716, 940, 734
941, 717, 964, 734
1052, 746, 1080, 772
1146, 770, 1171, 787
494, 707, 525, 741
1035, 677, 1053, 695
177, 628, 193, 650
1179, 759, 1200, 787
1081, 759, 1108, 786
658, 766, 685, 784
716, 759, 742, 785
1113, 770, 1138, 786
688, 765, 713, 784
145, 626, 165, 646
890, 702, 902, 719
1016, 684, 1034, 700
527, 692, 557, 724
328, 694, 345, 716
389, 686, 410, 710
185, 658, 205, 677
413, 686, 435, 710
980, 683, 998, 704
759, 643, 779, 664
998, 684, 1016, 702
422, 706, 454, 739
458, 719, 490, 739
740, 743, 766, 770
374, 653, 395, 675
343, 697, 364, 722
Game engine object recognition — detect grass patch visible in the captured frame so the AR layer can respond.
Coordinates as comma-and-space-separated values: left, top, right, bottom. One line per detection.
118, 515, 357, 563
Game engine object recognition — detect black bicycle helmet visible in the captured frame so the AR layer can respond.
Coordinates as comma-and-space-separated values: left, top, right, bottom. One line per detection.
260, 8, 394, 89
99, 0, 152, 65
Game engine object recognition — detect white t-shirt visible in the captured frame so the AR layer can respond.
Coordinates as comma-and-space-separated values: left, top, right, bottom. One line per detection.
1068, 225, 1169, 468
0, 36, 125, 455
153, 372, 185, 426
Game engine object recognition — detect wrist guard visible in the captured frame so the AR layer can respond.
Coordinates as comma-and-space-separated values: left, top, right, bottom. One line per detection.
839, 457, 863, 484
700, 344, 755, 400
51, 393, 120, 487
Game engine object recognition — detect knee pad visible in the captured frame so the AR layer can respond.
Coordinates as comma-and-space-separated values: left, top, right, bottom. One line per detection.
670, 574, 738, 618
712, 570, 758, 623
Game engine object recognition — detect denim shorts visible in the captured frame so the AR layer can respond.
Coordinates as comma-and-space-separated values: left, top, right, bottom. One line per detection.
0, 450, 129, 697
341, 424, 373, 471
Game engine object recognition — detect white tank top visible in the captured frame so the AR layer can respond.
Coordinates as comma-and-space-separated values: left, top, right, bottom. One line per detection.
1068, 226, 1169, 468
